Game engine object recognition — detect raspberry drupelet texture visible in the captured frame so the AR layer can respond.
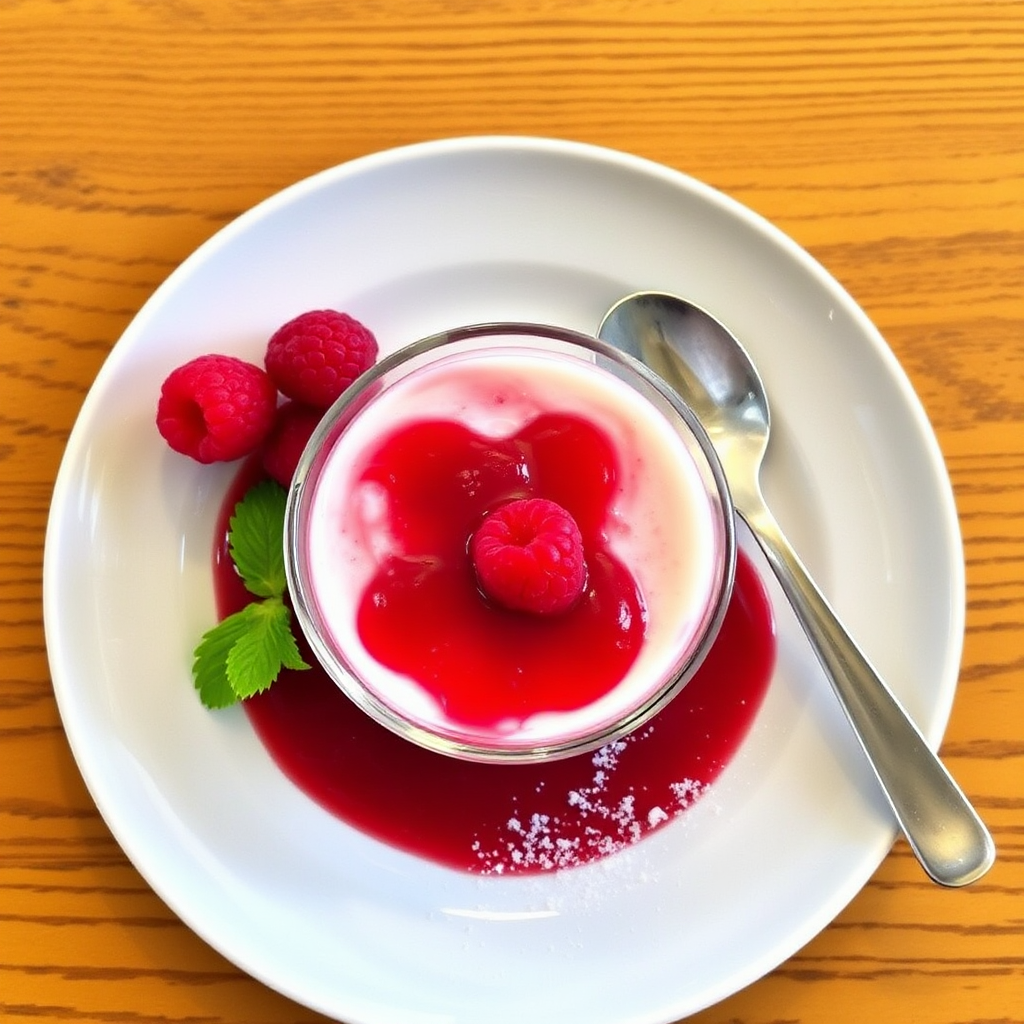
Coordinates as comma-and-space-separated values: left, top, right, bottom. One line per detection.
156, 354, 278, 464
261, 401, 324, 488
470, 498, 588, 615
265, 310, 378, 409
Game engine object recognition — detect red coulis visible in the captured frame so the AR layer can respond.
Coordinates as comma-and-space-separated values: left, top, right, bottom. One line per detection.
215, 443, 776, 874
354, 413, 646, 730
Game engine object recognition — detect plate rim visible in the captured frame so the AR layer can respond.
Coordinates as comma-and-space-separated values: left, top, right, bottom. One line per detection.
42, 134, 966, 1024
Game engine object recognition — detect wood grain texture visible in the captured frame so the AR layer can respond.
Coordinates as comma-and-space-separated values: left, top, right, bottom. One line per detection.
1, 0, 1022, 1021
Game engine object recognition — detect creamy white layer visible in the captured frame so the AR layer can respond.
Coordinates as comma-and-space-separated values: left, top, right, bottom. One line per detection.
303, 347, 725, 751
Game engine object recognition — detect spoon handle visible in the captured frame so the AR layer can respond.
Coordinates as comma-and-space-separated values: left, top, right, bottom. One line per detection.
738, 500, 995, 887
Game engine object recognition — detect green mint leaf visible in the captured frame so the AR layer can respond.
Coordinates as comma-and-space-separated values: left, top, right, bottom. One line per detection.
278, 615, 312, 672
192, 477, 313, 709
192, 605, 260, 709
192, 598, 311, 708
225, 597, 311, 700
229, 479, 288, 599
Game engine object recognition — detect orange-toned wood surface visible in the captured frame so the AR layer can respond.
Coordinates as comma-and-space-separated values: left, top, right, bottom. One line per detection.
2, 1, 1022, 1021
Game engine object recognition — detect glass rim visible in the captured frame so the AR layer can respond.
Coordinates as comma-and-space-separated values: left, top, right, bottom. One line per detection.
284, 322, 737, 763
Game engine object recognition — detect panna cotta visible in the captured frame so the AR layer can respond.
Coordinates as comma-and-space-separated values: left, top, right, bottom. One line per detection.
285, 324, 735, 761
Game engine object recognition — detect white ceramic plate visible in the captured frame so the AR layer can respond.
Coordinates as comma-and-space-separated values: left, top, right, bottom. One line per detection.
43, 137, 963, 1024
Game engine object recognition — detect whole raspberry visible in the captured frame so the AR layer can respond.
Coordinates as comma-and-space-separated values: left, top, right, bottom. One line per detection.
261, 401, 324, 488
265, 310, 378, 409
470, 498, 588, 615
156, 354, 278, 464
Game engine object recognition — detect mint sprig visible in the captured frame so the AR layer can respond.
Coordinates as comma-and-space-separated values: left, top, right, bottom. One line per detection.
193, 479, 310, 708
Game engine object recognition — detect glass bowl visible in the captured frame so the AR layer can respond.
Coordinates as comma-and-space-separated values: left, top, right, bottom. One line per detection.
284, 323, 736, 763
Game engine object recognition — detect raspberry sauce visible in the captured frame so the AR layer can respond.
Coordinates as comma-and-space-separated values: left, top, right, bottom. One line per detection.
215, 462, 777, 875
354, 414, 645, 731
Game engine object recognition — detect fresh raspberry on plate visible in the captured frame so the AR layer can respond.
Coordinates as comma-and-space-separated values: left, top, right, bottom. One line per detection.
265, 309, 378, 409
261, 401, 324, 488
156, 354, 278, 464
470, 498, 588, 615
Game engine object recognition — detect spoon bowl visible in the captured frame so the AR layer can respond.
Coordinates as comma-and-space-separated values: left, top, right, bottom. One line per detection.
602, 293, 772, 504
599, 290, 995, 887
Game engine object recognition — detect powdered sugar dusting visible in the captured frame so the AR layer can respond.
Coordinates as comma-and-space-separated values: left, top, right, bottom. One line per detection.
471, 726, 709, 875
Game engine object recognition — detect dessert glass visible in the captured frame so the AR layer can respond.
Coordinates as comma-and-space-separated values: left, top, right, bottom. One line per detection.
284, 323, 736, 763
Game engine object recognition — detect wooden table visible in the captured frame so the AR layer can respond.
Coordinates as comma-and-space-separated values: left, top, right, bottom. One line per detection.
3, 1, 1022, 1022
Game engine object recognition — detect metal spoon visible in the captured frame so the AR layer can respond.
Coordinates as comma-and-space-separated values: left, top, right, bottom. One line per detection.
598, 291, 995, 887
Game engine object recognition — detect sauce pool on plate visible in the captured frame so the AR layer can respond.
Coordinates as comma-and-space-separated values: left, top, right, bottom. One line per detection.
215, 459, 776, 874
